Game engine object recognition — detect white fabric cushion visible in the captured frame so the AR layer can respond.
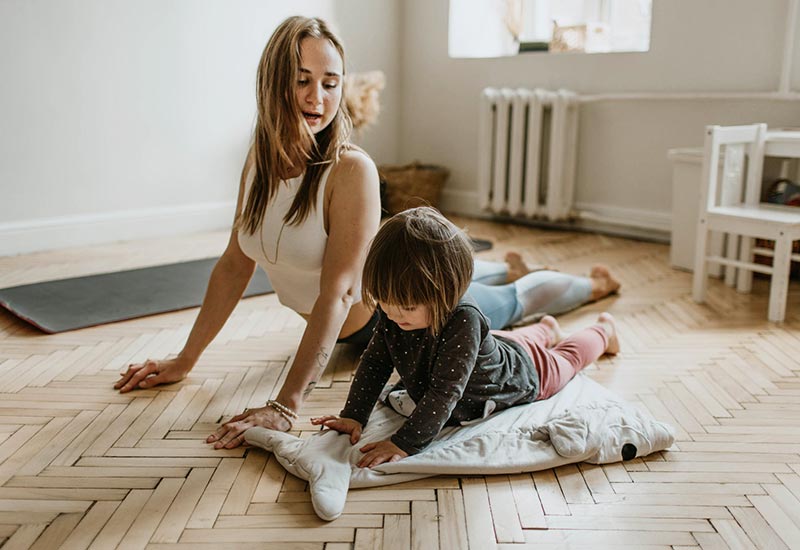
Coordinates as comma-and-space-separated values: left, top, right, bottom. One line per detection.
245, 375, 674, 520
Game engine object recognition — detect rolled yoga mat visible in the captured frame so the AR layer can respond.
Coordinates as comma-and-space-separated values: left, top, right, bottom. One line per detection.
0, 258, 273, 334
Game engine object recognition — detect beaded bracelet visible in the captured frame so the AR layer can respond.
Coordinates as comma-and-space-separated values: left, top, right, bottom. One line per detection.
266, 399, 298, 428
266, 399, 298, 419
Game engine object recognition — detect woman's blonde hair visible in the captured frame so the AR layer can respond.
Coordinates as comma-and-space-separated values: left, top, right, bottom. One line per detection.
362, 207, 474, 334
238, 16, 353, 234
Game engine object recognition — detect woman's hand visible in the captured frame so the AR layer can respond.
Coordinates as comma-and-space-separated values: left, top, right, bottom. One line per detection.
206, 406, 291, 449
357, 439, 408, 468
114, 357, 192, 393
310, 415, 363, 444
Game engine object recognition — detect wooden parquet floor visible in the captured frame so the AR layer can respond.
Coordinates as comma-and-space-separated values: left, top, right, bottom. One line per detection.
0, 218, 799, 549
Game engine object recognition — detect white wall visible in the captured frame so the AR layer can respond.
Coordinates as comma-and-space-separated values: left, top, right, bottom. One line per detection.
0, 0, 400, 255
399, 0, 800, 236
333, 0, 401, 164
4, 0, 799, 255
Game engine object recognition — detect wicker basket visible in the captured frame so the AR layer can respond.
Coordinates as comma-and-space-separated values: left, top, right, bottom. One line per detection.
379, 162, 450, 215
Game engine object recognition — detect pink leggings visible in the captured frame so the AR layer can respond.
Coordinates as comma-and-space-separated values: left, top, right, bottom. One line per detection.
492, 324, 608, 400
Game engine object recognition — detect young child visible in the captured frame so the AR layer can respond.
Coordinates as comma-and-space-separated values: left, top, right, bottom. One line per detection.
311, 207, 619, 468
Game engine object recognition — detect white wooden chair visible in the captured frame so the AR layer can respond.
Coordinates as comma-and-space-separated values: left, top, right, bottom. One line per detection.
692, 123, 800, 322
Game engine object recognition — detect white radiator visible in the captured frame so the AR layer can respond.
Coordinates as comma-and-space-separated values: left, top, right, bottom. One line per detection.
477, 88, 580, 221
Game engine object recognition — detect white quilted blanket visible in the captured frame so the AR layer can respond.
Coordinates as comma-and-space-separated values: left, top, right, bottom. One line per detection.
245, 375, 674, 520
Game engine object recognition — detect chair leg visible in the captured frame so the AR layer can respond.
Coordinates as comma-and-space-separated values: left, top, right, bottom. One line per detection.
724, 233, 738, 287
737, 236, 754, 293
708, 231, 724, 278
692, 220, 711, 303
767, 236, 792, 322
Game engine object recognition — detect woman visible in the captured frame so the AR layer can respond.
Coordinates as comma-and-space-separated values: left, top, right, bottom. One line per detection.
115, 16, 620, 449
116, 16, 379, 449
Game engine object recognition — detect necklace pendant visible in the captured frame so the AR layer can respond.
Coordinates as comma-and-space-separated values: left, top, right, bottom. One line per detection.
259, 221, 286, 265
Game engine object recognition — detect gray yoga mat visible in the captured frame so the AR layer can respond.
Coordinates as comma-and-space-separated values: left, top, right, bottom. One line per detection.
0, 258, 273, 334
1, 238, 491, 334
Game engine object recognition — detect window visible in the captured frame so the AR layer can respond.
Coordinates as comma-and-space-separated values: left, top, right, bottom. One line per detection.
449, 0, 652, 58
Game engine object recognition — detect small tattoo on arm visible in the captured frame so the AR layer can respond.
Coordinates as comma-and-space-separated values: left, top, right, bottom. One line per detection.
315, 348, 330, 369
303, 348, 330, 398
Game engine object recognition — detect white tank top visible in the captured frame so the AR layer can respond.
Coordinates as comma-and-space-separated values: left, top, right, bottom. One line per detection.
237, 166, 333, 315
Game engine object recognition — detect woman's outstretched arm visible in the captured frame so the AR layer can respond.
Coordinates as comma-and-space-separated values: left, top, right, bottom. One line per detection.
115, 152, 256, 392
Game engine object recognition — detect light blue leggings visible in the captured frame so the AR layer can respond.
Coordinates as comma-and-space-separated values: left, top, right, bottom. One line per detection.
469, 259, 593, 330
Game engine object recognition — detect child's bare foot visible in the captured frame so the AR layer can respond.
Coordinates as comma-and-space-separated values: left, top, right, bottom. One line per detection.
539, 315, 566, 347
505, 251, 553, 283
597, 312, 620, 355
589, 265, 621, 301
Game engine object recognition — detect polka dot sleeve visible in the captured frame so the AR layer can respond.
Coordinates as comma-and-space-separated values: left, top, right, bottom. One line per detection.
339, 314, 394, 427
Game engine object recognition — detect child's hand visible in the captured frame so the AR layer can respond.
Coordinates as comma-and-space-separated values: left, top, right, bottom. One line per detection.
357, 439, 408, 468
310, 415, 363, 444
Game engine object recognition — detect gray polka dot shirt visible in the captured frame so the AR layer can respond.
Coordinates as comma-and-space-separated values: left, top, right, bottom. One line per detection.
340, 296, 539, 455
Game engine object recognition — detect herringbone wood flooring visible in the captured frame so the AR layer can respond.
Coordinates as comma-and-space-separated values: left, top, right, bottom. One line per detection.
0, 217, 799, 549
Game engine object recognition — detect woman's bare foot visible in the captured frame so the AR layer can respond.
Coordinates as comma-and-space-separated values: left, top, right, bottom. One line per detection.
589, 265, 621, 301
505, 251, 553, 283
597, 312, 620, 355
539, 315, 566, 347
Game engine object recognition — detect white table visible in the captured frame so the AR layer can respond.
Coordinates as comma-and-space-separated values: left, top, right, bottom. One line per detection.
765, 129, 800, 193
766, 129, 800, 158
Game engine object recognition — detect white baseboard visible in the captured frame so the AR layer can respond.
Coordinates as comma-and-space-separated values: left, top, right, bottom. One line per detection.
0, 201, 236, 256
4, 192, 674, 256
573, 202, 672, 233
441, 188, 672, 241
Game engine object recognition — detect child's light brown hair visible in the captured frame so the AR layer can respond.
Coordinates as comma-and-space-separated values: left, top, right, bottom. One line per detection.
362, 207, 474, 334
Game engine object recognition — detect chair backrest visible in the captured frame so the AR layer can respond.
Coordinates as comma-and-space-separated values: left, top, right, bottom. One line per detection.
699, 123, 767, 215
